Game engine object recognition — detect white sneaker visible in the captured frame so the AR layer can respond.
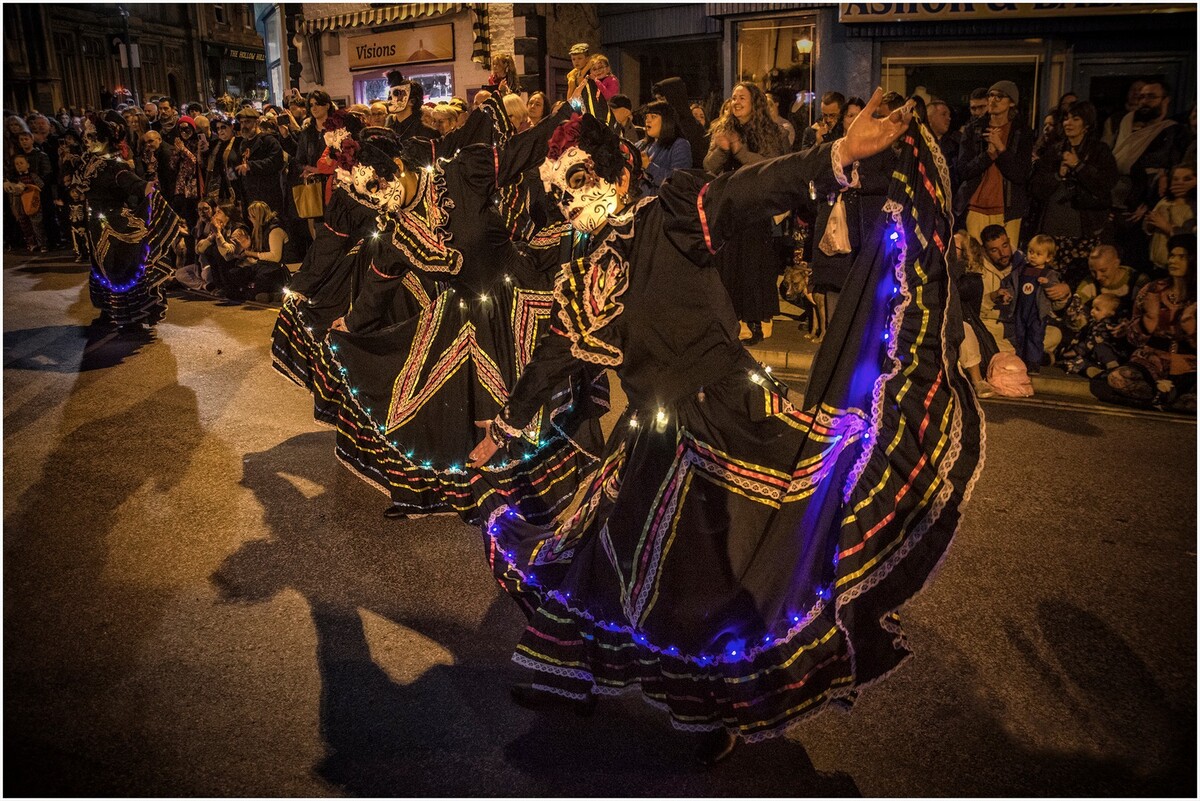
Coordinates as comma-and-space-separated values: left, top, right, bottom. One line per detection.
761, 320, 773, 339
973, 380, 995, 399
738, 321, 753, 341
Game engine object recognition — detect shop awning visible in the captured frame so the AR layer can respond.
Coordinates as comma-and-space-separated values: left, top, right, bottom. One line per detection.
298, 3, 490, 65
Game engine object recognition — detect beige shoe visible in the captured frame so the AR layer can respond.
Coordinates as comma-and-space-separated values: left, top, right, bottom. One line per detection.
761, 320, 773, 340
738, 321, 753, 341
973, 379, 995, 399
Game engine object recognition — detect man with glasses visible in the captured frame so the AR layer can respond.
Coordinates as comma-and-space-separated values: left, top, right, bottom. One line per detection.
800, 91, 846, 150
955, 79, 1033, 257
206, 115, 241, 209
1110, 78, 1186, 268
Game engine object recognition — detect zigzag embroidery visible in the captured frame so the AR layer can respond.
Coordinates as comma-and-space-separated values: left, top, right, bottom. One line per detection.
385, 295, 510, 430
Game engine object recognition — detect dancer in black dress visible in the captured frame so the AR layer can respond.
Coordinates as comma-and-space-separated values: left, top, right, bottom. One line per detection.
308, 88, 608, 523
467, 89, 983, 763
80, 111, 183, 333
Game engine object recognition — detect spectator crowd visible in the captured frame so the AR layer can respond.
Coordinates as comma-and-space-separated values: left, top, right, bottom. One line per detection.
3, 45, 1195, 411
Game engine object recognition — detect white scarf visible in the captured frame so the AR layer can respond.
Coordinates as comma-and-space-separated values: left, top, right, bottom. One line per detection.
1111, 111, 1177, 175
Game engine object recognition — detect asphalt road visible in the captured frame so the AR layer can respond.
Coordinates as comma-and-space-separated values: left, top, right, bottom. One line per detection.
4, 251, 1196, 797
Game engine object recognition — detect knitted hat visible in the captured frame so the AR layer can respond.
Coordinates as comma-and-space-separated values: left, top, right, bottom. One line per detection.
988, 80, 1019, 105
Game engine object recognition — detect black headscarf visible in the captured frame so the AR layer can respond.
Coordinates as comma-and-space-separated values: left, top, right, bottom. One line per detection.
651, 77, 706, 168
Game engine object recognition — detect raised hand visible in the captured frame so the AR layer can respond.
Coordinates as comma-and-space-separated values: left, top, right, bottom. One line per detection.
841, 87, 914, 165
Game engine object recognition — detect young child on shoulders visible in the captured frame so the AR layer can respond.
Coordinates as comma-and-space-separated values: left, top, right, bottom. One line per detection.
1060, 292, 1129, 378
996, 234, 1062, 374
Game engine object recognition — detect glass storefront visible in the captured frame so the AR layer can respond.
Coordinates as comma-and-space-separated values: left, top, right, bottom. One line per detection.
733, 14, 816, 129
352, 68, 456, 105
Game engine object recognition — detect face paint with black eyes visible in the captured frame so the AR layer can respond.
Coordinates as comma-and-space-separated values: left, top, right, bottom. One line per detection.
540, 146, 618, 234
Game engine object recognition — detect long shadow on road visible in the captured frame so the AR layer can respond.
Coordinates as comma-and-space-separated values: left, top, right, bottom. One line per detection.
4, 323, 154, 373
218, 431, 860, 797
4, 342, 205, 796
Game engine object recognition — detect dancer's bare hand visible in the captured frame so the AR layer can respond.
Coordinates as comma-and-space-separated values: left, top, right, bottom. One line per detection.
469, 420, 499, 468
841, 87, 914, 165
331, 316, 348, 332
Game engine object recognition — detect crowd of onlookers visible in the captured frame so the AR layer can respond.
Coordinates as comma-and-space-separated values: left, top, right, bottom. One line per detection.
3, 47, 1195, 410
685, 76, 1196, 411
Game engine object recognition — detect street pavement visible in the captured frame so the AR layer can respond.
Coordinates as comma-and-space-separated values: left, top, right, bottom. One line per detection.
4, 250, 1196, 797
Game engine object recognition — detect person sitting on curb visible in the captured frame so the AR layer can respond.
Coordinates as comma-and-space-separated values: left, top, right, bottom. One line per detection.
979, 224, 1070, 362
1052, 244, 1149, 333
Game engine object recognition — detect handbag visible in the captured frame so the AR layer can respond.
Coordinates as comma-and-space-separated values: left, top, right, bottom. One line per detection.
818, 194, 852, 256
292, 176, 324, 219
20, 185, 40, 217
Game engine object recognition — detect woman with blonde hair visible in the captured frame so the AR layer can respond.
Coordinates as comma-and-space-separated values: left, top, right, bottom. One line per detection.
430, 103, 459, 136
704, 81, 790, 344
242, 200, 292, 301
502, 93, 530, 132
951, 230, 1000, 397
488, 52, 519, 93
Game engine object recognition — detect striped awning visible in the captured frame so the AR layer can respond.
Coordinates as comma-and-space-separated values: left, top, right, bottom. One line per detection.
300, 3, 462, 34
299, 3, 490, 66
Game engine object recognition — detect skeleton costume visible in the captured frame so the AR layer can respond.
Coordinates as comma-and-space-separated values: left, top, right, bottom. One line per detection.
476, 112, 983, 750
80, 111, 183, 329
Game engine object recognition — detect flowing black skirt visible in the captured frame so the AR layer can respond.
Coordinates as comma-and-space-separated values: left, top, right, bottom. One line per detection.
87, 191, 182, 327
311, 278, 610, 522
481, 125, 983, 741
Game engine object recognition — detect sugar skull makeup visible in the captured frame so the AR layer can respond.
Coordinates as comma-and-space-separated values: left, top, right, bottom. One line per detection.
387, 84, 411, 115
540, 146, 618, 234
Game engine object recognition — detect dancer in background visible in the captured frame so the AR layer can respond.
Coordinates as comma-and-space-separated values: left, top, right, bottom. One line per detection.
310, 85, 608, 523
79, 111, 183, 334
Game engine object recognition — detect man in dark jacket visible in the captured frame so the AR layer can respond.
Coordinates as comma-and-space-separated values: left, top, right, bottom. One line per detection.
927, 99, 958, 167
233, 108, 285, 211
799, 91, 846, 151
28, 114, 63, 247
955, 80, 1033, 254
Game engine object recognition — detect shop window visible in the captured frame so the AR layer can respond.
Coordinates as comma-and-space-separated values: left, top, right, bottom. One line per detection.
353, 70, 455, 106
734, 16, 815, 129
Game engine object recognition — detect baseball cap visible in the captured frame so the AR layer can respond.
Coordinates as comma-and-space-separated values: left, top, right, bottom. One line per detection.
569, 43, 590, 56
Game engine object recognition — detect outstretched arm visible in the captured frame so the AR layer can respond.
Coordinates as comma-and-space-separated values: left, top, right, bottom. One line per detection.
701, 88, 913, 247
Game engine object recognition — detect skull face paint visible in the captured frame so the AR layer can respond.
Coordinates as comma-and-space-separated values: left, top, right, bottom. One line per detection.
83, 119, 106, 154
387, 84, 411, 115
540, 146, 618, 234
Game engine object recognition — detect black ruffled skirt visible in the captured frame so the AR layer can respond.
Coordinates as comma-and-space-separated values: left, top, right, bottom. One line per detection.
481, 124, 983, 742
311, 278, 610, 522
87, 191, 181, 326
